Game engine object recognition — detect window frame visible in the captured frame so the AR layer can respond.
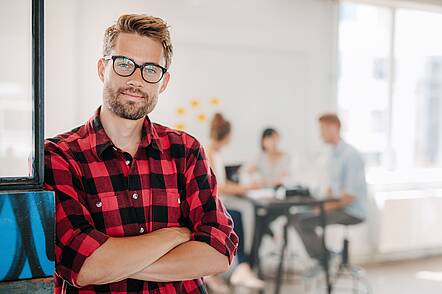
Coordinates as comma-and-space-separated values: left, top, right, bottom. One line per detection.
0, 0, 44, 191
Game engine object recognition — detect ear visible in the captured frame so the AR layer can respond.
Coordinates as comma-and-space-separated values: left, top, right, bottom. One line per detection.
97, 58, 105, 82
159, 72, 170, 94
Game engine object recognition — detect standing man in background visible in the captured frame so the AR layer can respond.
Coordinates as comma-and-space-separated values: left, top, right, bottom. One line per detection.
292, 113, 367, 263
45, 14, 237, 293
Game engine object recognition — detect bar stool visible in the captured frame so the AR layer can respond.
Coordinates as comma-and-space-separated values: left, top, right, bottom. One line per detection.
332, 224, 371, 294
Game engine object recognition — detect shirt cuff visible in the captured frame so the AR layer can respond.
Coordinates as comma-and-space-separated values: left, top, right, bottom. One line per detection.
192, 228, 238, 265
57, 228, 109, 287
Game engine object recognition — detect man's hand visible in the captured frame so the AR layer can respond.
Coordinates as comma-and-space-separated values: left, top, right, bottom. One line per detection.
247, 180, 267, 190
166, 227, 192, 243
325, 187, 334, 198
322, 191, 354, 212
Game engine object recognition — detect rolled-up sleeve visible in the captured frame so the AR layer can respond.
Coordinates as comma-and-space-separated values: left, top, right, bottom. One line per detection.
44, 143, 109, 287
182, 141, 238, 264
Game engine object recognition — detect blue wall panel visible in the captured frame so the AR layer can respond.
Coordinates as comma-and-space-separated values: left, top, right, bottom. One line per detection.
0, 191, 54, 282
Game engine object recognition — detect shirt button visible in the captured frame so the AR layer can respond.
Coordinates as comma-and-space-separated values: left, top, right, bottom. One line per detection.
139, 227, 145, 234
96, 201, 102, 208
125, 160, 131, 166
132, 193, 139, 200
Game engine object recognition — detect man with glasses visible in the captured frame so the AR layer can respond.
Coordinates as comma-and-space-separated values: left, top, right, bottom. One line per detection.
44, 14, 238, 294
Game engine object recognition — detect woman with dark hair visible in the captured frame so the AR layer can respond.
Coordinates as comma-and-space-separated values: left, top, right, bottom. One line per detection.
205, 113, 265, 292
249, 128, 291, 187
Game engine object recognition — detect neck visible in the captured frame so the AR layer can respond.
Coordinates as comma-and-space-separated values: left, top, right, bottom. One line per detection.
266, 149, 280, 156
100, 106, 144, 156
209, 139, 222, 153
331, 137, 341, 146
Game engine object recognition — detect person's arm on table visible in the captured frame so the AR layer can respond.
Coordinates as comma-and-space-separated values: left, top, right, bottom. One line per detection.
323, 192, 354, 211
323, 156, 364, 212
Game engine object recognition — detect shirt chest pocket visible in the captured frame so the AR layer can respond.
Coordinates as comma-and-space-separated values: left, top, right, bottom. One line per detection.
150, 189, 183, 230
85, 191, 132, 235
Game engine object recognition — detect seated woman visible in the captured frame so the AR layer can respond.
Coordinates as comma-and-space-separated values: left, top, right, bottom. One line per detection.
205, 113, 266, 291
248, 128, 291, 187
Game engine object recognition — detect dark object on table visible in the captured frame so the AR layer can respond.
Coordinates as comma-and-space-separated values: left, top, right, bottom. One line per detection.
285, 185, 310, 197
225, 164, 242, 183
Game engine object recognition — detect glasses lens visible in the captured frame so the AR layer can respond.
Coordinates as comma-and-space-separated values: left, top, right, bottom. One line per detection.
113, 56, 135, 76
142, 64, 163, 83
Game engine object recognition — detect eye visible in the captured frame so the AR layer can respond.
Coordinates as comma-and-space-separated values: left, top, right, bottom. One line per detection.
115, 57, 134, 70
144, 65, 159, 75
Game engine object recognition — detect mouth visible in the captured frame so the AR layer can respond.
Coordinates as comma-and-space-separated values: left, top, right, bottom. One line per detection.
121, 91, 144, 100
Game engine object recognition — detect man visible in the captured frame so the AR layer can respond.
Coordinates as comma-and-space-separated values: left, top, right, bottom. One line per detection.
292, 113, 367, 262
44, 14, 238, 293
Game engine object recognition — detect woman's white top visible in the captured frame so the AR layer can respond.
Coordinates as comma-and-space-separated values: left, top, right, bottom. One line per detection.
254, 152, 290, 183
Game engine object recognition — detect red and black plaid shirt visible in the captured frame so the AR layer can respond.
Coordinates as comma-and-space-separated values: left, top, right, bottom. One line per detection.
44, 107, 238, 294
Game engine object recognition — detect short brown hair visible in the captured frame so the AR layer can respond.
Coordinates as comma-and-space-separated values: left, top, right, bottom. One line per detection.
318, 113, 341, 129
103, 14, 173, 69
210, 113, 231, 142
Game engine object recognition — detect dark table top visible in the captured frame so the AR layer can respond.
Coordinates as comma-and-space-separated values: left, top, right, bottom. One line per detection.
246, 195, 339, 209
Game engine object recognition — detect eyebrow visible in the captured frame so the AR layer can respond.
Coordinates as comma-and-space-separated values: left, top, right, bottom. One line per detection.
111, 54, 165, 69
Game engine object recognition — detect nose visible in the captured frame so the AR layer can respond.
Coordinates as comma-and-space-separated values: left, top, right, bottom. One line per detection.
127, 67, 144, 87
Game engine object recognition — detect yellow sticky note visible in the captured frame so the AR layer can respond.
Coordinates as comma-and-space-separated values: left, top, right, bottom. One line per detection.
176, 107, 186, 116
190, 99, 200, 109
209, 97, 220, 107
196, 113, 207, 123
175, 123, 186, 131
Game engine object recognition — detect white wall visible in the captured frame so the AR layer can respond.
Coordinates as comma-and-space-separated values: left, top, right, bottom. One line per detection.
45, 0, 79, 136
34, 0, 442, 263
45, 0, 338, 178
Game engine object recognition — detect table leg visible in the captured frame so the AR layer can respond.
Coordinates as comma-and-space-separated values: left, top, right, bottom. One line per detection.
319, 204, 332, 294
274, 222, 288, 294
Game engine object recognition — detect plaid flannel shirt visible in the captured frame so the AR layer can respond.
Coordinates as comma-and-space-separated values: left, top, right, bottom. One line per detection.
44, 107, 238, 293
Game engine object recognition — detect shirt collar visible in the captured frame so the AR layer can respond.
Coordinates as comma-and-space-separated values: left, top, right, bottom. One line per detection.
89, 106, 163, 159
332, 138, 346, 156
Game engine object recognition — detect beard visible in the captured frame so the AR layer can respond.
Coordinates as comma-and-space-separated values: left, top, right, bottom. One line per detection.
103, 84, 158, 120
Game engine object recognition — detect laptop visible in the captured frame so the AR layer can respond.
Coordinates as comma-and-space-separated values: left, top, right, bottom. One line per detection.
224, 164, 242, 183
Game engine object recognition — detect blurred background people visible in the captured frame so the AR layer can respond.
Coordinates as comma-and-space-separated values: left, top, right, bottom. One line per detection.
248, 128, 291, 188
291, 113, 367, 263
205, 113, 266, 291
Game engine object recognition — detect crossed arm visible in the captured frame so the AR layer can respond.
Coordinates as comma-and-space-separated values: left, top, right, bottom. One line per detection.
77, 227, 229, 286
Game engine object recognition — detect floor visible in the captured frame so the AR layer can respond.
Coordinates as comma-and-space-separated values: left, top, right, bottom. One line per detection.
2, 256, 441, 293
363, 256, 442, 294
228, 255, 442, 294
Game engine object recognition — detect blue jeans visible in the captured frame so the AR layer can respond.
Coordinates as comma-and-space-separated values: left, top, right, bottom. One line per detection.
227, 209, 248, 264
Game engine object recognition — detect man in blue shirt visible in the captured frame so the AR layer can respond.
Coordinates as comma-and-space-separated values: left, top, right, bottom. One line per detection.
292, 113, 367, 262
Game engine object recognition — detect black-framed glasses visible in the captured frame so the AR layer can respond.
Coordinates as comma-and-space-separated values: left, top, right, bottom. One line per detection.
104, 55, 167, 84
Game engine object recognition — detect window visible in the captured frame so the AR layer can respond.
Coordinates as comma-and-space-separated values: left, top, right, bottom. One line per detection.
394, 9, 442, 170
338, 2, 392, 169
338, 1, 442, 183
0, 0, 44, 190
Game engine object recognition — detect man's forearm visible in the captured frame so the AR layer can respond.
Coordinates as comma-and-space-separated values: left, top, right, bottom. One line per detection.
324, 192, 354, 211
130, 241, 229, 282
77, 227, 189, 286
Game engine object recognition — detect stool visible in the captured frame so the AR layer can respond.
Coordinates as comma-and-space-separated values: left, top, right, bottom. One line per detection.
333, 224, 371, 294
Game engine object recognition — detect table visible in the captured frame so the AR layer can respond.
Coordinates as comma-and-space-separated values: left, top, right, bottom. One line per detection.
246, 195, 338, 294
